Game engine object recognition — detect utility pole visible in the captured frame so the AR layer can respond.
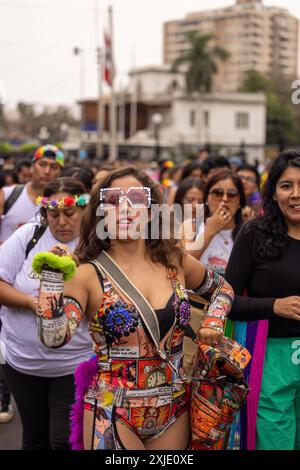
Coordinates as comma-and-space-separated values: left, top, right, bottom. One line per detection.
94, 0, 104, 159
73, 47, 85, 149
108, 5, 117, 162
96, 47, 104, 159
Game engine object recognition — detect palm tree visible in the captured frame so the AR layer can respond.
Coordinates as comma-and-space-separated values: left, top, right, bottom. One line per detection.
172, 32, 230, 93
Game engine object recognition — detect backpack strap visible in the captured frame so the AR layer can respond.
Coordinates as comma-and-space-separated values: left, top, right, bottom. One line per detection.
3, 185, 25, 215
25, 225, 47, 259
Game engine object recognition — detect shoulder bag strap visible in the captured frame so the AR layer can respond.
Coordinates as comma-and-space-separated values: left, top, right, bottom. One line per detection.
4, 184, 25, 215
95, 251, 177, 370
25, 225, 47, 259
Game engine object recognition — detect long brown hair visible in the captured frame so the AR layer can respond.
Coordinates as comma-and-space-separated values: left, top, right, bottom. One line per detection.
203, 170, 246, 241
75, 166, 183, 272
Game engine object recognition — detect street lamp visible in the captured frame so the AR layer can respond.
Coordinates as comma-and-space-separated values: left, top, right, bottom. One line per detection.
73, 47, 85, 148
38, 126, 50, 145
60, 122, 69, 142
152, 113, 162, 162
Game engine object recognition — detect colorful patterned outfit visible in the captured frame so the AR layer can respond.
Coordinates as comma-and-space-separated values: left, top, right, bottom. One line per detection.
83, 262, 191, 450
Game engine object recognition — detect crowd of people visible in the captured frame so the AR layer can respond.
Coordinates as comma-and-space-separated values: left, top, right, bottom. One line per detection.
0, 144, 299, 451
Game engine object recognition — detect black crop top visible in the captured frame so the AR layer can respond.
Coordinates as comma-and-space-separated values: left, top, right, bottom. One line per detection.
92, 265, 175, 341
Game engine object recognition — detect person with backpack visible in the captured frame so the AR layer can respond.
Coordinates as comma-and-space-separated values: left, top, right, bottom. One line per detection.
0, 145, 63, 243
0, 144, 63, 425
0, 177, 93, 449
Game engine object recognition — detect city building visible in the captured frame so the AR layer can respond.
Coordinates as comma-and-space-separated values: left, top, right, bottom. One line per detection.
164, 0, 299, 92
80, 66, 266, 162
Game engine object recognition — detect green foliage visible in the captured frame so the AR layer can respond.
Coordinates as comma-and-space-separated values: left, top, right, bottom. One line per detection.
172, 32, 230, 93
239, 69, 273, 93
0, 141, 12, 154
16, 103, 79, 142
241, 70, 300, 149
19, 142, 38, 154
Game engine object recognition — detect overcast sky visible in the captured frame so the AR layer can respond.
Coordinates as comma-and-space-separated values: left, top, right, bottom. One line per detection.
1, 0, 300, 108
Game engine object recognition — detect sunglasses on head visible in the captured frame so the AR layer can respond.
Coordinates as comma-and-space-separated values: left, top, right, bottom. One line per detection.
100, 187, 151, 209
209, 188, 239, 201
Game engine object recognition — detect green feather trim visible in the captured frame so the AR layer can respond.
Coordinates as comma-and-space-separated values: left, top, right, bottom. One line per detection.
32, 252, 76, 280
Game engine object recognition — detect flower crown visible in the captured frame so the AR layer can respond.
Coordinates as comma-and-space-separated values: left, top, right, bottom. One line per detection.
36, 194, 90, 210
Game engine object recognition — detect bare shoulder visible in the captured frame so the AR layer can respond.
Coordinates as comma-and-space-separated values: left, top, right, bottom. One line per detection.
77, 262, 99, 279
64, 262, 103, 317
181, 252, 206, 290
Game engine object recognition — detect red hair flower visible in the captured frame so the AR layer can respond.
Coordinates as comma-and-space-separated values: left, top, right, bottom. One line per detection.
64, 196, 76, 207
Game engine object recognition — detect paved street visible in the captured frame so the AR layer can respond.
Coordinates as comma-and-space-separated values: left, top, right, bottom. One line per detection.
0, 401, 22, 450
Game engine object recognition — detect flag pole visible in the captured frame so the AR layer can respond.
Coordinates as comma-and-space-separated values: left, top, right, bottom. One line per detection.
108, 5, 117, 162
96, 46, 104, 159
94, 0, 103, 160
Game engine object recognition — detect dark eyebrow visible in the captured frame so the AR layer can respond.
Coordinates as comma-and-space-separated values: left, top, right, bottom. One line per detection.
278, 180, 293, 184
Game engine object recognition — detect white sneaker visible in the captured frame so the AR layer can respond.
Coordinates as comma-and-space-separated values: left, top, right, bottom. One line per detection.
0, 403, 14, 423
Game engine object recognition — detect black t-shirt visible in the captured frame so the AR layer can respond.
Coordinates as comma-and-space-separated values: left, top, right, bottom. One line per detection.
225, 222, 300, 338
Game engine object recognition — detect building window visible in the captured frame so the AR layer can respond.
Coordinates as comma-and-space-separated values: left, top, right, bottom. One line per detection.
190, 109, 196, 127
235, 112, 249, 129
204, 110, 210, 128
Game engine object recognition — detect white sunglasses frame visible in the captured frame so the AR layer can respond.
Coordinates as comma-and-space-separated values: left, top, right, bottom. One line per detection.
99, 186, 151, 209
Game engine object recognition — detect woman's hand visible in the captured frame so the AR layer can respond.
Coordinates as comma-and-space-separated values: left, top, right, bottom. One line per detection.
205, 202, 232, 236
49, 244, 71, 256
49, 244, 79, 266
242, 206, 255, 222
273, 296, 300, 321
198, 327, 224, 347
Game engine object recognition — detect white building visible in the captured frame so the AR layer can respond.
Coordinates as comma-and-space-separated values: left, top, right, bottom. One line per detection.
128, 66, 266, 163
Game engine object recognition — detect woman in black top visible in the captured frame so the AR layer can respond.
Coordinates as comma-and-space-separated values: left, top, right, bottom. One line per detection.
225, 150, 300, 450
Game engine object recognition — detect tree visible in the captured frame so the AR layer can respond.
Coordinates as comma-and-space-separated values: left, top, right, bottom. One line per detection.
172, 32, 230, 93
16, 103, 79, 141
241, 70, 300, 150
239, 69, 273, 94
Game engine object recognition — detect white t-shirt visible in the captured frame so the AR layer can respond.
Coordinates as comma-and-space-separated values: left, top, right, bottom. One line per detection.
0, 183, 39, 242
199, 229, 233, 276
0, 184, 39, 242
0, 222, 93, 377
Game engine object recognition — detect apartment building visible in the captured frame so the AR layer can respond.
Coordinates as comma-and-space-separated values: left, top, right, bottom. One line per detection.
164, 0, 299, 92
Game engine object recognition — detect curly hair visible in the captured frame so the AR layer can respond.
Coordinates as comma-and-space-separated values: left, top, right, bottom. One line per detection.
75, 166, 184, 272
246, 150, 300, 259
203, 170, 246, 241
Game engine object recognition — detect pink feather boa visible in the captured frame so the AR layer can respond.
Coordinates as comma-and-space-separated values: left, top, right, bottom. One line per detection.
69, 355, 99, 450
